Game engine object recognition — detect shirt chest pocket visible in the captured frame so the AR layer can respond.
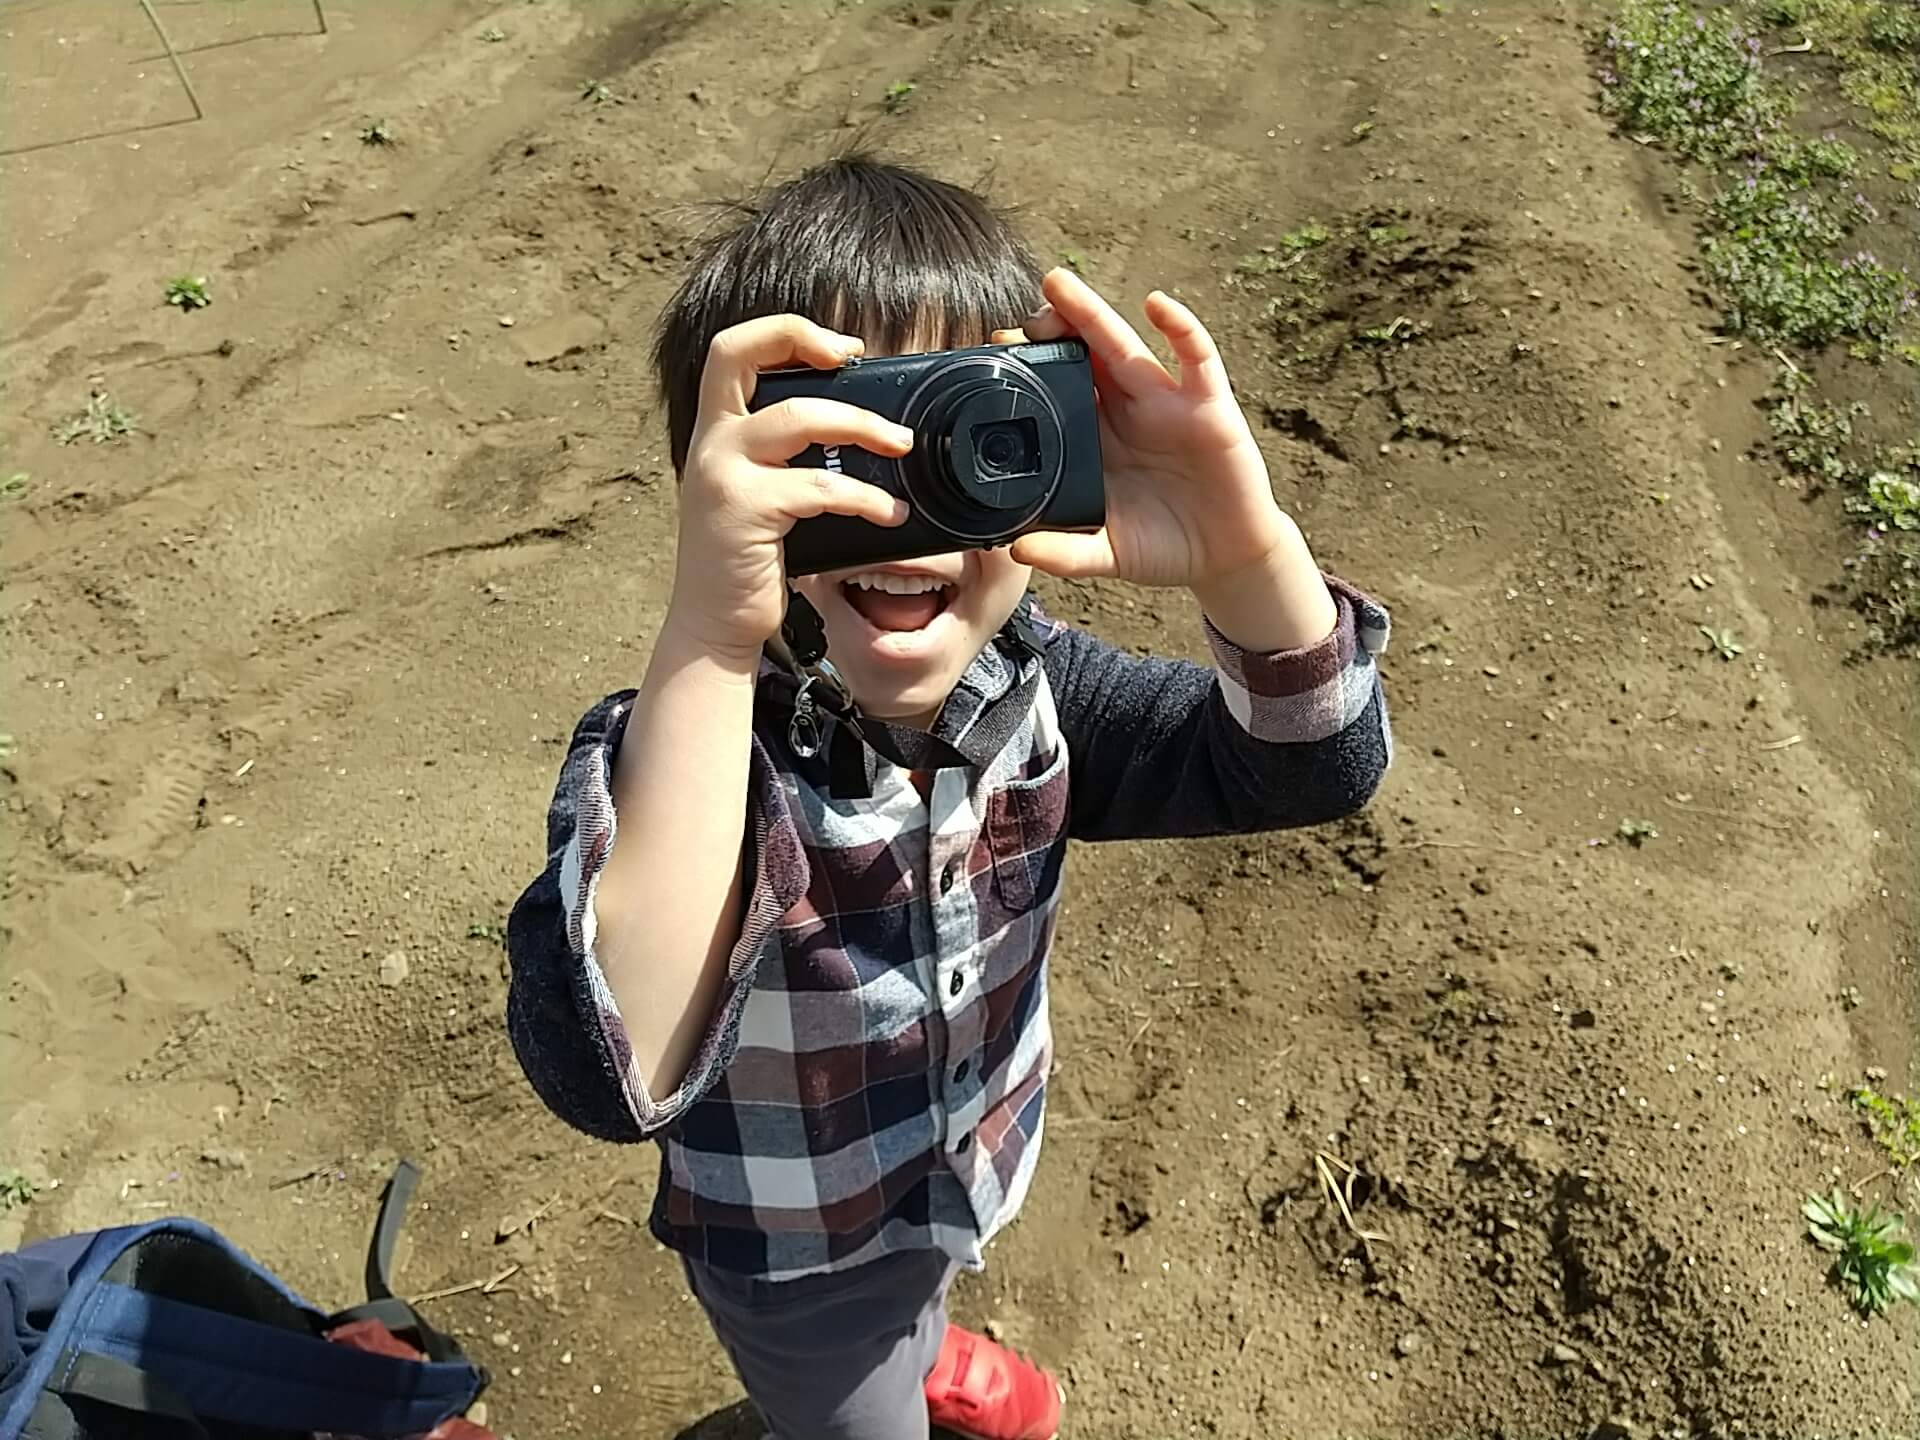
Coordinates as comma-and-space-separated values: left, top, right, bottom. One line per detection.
982, 752, 1069, 914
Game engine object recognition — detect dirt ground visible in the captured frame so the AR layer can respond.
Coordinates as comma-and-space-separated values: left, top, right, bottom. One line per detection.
3, 1, 1916, 1436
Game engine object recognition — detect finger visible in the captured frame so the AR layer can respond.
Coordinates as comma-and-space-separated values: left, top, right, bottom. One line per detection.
699, 315, 865, 421
770, 469, 910, 529
988, 327, 1030, 346
1144, 290, 1230, 397
1040, 269, 1172, 398
1008, 528, 1118, 580
1017, 302, 1071, 342
741, 396, 915, 466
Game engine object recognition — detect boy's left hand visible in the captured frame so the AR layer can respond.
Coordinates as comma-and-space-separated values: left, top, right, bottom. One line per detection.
993, 268, 1291, 589
995, 268, 1338, 653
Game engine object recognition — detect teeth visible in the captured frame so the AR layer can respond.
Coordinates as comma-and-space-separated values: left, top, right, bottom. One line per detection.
845, 572, 951, 595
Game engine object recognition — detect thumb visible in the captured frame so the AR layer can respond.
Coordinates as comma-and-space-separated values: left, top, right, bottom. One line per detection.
1009, 529, 1117, 580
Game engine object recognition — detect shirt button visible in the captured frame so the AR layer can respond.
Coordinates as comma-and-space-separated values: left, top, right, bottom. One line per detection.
955, 1133, 972, 1155
939, 862, 957, 895
953, 1060, 970, 1084
948, 970, 964, 998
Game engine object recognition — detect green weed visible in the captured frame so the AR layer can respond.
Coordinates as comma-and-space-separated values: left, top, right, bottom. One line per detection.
0, 1170, 34, 1211
579, 81, 613, 105
1281, 220, 1331, 252
1359, 316, 1418, 345
1618, 818, 1660, 845
1757, 0, 1920, 160
467, 921, 507, 945
1767, 364, 1868, 480
883, 80, 916, 113
359, 119, 394, 146
1600, 1, 1784, 159
1804, 1189, 1920, 1316
56, 391, 137, 445
1850, 1085, 1920, 1169
480, 25, 507, 41
1699, 625, 1745, 659
164, 275, 210, 311
1060, 249, 1087, 273
1, 473, 27, 502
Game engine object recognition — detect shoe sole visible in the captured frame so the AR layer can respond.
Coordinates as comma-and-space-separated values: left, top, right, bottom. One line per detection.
937, 1380, 1066, 1440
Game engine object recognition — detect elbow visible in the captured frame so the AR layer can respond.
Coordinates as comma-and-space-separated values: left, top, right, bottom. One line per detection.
504, 977, 646, 1145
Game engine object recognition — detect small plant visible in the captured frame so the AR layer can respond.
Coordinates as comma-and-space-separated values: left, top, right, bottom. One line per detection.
1281, 220, 1331, 252
1803, 1189, 1919, 1317
1850, 1085, 1920, 1170
480, 25, 507, 41
1359, 316, 1417, 345
164, 275, 210, 311
0, 1170, 35, 1211
1853, 470, 1920, 531
1617, 818, 1659, 846
1060, 249, 1087, 273
1699, 625, 1745, 660
882, 79, 916, 113
466, 921, 506, 945
1366, 222, 1409, 245
56, 390, 137, 445
1767, 364, 1867, 481
580, 79, 613, 105
0, 473, 27, 502
359, 119, 394, 146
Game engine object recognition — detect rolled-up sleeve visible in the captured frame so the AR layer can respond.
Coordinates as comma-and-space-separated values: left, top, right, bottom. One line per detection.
506, 694, 808, 1142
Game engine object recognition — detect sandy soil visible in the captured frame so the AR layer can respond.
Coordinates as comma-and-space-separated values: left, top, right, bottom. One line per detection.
2, 2, 1915, 1437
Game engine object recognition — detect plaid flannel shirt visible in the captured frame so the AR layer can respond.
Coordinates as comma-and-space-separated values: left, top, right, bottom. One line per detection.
507, 578, 1391, 1281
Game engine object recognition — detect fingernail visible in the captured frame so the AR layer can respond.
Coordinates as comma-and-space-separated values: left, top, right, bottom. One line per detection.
1026, 304, 1053, 324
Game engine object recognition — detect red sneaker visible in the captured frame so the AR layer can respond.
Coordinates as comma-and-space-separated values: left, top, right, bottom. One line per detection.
924, 1324, 1064, 1440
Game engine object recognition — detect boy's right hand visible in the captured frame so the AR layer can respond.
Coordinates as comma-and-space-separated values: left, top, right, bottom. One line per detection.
666, 315, 913, 665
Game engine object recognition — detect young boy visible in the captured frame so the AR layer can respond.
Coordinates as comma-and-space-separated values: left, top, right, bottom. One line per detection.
506, 157, 1391, 1440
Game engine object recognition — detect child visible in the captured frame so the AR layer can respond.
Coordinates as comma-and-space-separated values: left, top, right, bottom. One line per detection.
506, 156, 1391, 1440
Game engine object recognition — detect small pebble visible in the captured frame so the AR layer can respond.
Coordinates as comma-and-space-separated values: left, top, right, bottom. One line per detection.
1395, 1332, 1421, 1358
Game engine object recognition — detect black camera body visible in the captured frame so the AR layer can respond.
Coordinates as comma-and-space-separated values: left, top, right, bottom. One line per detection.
751, 338, 1105, 576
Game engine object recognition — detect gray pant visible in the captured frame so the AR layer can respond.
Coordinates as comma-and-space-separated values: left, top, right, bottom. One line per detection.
683, 1249, 958, 1440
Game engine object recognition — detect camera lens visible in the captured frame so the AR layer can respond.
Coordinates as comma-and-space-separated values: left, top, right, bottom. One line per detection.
895, 352, 1067, 545
974, 419, 1039, 478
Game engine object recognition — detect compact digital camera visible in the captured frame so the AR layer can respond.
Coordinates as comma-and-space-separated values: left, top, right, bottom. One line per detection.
751, 337, 1105, 576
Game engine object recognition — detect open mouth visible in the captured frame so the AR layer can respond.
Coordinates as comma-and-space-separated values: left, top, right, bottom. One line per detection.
841, 571, 954, 633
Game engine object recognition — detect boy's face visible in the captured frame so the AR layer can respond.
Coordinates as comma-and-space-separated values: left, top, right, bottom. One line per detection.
791, 546, 1032, 729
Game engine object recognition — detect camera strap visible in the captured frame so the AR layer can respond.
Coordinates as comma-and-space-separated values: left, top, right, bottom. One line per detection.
769, 588, 1050, 800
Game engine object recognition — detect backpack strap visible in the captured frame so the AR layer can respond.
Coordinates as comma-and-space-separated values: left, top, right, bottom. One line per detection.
326, 1158, 465, 1364
26, 1350, 210, 1440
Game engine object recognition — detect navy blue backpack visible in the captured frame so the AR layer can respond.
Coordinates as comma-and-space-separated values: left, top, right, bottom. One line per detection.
0, 1161, 487, 1440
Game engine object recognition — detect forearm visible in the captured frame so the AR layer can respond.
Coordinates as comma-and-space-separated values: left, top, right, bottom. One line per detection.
1189, 512, 1336, 653
593, 616, 758, 1098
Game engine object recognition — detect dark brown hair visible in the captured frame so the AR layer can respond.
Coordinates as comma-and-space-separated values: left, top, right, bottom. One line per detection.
653, 155, 1043, 472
